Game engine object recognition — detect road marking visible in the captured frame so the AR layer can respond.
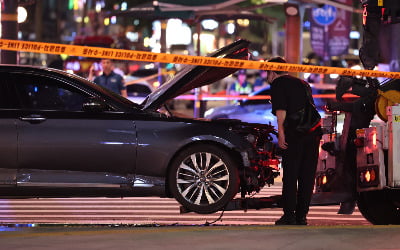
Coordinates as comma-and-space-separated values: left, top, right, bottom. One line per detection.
0, 185, 369, 225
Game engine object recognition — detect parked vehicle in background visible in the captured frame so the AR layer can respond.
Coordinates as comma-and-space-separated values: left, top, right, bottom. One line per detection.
204, 83, 331, 140
125, 82, 153, 104
205, 86, 275, 125
124, 68, 158, 104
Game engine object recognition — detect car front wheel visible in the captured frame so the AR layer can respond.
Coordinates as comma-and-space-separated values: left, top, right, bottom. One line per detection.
168, 144, 239, 214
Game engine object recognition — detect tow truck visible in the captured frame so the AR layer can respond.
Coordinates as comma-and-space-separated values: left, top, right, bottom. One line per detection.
311, 0, 400, 224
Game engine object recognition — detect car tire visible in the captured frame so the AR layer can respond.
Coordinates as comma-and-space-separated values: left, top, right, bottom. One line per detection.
357, 190, 400, 225
168, 144, 239, 214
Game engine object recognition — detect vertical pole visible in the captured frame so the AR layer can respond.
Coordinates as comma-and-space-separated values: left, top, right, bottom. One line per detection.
193, 22, 201, 118
1, 0, 18, 64
271, 22, 278, 56
35, 0, 43, 43
158, 20, 167, 85
323, 24, 331, 83
284, 3, 301, 65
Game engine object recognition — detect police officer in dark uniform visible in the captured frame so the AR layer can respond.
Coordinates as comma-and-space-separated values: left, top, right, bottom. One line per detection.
93, 59, 127, 98
267, 57, 322, 225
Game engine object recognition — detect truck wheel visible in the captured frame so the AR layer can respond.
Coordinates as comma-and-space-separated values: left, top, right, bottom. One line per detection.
168, 144, 239, 214
357, 190, 400, 225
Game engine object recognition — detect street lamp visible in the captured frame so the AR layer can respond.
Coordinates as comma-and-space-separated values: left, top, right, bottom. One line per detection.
285, 5, 299, 16
17, 6, 27, 23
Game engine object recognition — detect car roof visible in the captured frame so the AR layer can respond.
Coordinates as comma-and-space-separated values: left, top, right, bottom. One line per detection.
0, 64, 140, 110
0, 64, 87, 81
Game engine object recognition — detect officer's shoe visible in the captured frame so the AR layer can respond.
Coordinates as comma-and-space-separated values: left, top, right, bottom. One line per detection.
337, 201, 356, 215
275, 214, 296, 225
296, 216, 308, 225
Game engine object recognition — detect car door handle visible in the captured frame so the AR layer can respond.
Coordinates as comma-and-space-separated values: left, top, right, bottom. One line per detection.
19, 115, 47, 123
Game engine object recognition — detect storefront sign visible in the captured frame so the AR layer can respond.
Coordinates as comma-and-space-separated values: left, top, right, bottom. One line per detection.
310, 1, 351, 58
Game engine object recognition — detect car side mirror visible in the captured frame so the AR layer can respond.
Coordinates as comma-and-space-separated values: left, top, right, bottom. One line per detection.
82, 98, 108, 112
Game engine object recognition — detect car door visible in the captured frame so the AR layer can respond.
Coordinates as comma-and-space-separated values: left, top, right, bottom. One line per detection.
8, 72, 137, 179
0, 79, 18, 186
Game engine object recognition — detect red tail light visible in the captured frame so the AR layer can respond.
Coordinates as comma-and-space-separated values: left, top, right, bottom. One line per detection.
266, 159, 280, 170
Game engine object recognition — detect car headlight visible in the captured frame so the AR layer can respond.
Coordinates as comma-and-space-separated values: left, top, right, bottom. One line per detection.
204, 108, 214, 117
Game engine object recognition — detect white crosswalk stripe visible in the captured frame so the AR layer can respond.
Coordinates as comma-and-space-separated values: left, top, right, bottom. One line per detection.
0, 186, 370, 225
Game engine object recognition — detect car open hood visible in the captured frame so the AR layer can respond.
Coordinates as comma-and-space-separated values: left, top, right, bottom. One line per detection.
142, 39, 250, 111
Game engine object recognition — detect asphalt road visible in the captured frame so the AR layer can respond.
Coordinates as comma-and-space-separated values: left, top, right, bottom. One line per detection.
1, 224, 399, 250
0, 173, 391, 250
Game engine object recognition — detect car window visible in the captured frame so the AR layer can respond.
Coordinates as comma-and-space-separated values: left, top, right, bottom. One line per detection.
0, 78, 19, 109
10, 73, 91, 111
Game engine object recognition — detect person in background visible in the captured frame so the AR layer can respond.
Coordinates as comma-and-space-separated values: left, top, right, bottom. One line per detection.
267, 56, 322, 226
306, 73, 321, 84
228, 69, 253, 96
253, 70, 268, 91
92, 59, 127, 98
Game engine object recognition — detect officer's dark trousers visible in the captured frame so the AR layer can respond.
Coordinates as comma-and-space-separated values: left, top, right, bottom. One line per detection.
281, 132, 321, 217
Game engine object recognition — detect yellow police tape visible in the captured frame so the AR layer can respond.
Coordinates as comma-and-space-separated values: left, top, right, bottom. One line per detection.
1, 38, 400, 79
176, 93, 357, 101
